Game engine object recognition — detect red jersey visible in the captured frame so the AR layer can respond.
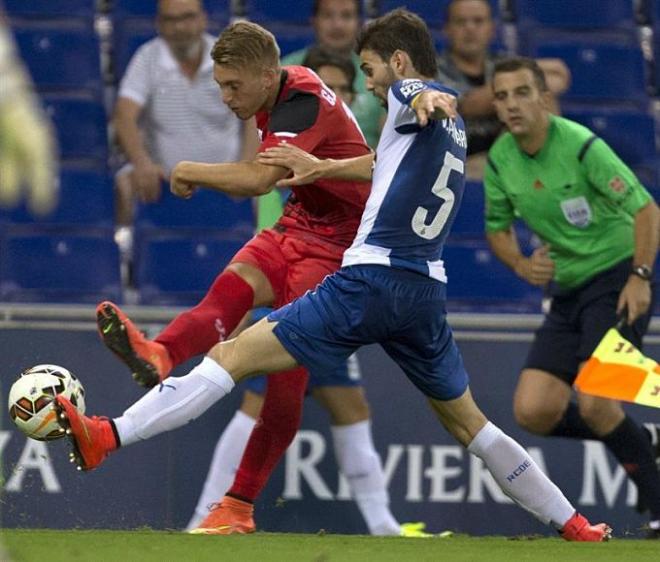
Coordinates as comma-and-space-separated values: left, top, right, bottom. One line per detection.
255, 65, 371, 250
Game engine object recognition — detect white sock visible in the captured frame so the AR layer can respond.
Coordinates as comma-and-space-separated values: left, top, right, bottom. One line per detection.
467, 421, 575, 529
331, 420, 401, 536
114, 357, 235, 447
185, 410, 257, 530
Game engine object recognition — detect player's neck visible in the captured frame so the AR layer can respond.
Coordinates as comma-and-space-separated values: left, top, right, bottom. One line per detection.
264, 69, 286, 112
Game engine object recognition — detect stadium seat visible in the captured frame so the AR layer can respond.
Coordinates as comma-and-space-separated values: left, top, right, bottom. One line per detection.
41, 94, 109, 162
112, 18, 156, 78
246, 0, 314, 25
442, 241, 542, 311
561, 107, 657, 167
12, 21, 102, 92
4, 166, 114, 228
134, 230, 246, 305
272, 25, 317, 57
379, 0, 499, 28
112, 0, 229, 20
4, 0, 96, 19
526, 39, 647, 105
515, 0, 636, 30
135, 187, 254, 234
0, 229, 121, 304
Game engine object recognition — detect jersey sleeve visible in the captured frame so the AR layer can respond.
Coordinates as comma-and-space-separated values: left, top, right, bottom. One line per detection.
484, 154, 516, 232
258, 90, 325, 154
117, 44, 151, 106
581, 137, 653, 215
389, 79, 458, 135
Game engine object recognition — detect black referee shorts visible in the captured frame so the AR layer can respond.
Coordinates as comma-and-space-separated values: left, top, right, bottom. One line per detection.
524, 258, 656, 384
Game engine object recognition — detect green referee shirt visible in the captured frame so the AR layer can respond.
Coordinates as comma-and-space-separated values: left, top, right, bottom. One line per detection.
282, 47, 384, 148
484, 115, 653, 289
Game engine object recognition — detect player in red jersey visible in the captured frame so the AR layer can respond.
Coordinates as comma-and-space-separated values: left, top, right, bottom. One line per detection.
84, 20, 383, 533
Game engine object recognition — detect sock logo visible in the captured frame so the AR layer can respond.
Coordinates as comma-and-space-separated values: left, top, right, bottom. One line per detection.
158, 382, 177, 393
506, 459, 531, 483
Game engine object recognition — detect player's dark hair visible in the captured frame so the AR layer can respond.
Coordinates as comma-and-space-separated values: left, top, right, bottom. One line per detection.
356, 8, 437, 77
444, 0, 493, 24
493, 56, 549, 92
312, 0, 361, 18
302, 46, 356, 92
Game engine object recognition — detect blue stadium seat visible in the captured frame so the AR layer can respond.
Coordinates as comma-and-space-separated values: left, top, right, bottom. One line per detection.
449, 181, 485, 238
4, 0, 96, 19
0, 229, 121, 304
12, 21, 102, 92
3, 166, 114, 228
379, 0, 499, 27
41, 94, 108, 162
442, 241, 542, 311
247, 0, 314, 25
562, 107, 657, 167
515, 0, 636, 30
135, 186, 254, 235
528, 39, 647, 105
135, 231, 246, 305
272, 25, 316, 57
113, 0, 229, 20
112, 18, 156, 78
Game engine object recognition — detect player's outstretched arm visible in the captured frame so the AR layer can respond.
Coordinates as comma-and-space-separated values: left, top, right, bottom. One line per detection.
257, 143, 374, 186
411, 90, 458, 127
170, 160, 290, 199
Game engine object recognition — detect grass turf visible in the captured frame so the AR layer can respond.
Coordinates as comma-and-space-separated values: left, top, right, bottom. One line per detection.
1, 530, 657, 562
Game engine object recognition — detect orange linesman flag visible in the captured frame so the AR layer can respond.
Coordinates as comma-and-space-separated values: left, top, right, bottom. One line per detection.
574, 328, 660, 408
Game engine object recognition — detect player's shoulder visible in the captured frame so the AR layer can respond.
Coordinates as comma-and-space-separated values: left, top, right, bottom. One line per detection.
389, 79, 457, 105
551, 115, 596, 143
270, 67, 322, 133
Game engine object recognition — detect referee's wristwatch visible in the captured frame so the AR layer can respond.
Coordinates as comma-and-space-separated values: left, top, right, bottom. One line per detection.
631, 264, 653, 281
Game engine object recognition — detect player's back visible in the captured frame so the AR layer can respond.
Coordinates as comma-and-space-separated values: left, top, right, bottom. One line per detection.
256, 66, 372, 250
343, 79, 467, 282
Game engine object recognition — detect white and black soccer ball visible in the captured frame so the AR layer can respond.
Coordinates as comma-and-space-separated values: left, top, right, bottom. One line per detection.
8, 364, 86, 441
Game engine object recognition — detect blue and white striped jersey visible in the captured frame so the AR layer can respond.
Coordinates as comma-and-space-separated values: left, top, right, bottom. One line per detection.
342, 79, 467, 282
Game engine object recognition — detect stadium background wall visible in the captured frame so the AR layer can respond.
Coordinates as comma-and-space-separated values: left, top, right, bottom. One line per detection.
1, 307, 659, 537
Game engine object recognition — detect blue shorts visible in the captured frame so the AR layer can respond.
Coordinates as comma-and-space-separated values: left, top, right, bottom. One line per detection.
269, 265, 469, 401
243, 307, 362, 395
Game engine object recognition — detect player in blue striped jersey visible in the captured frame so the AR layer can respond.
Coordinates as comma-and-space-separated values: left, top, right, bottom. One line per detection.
56, 9, 610, 540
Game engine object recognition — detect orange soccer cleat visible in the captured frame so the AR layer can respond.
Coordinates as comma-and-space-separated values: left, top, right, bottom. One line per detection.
560, 512, 612, 542
189, 496, 256, 535
96, 301, 172, 388
54, 396, 118, 471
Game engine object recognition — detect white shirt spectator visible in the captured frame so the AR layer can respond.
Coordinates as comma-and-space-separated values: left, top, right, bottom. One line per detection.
118, 33, 241, 174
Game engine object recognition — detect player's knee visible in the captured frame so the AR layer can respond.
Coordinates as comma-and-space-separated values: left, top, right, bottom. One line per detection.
513, 400, 559, 435
577, 396, 623, 432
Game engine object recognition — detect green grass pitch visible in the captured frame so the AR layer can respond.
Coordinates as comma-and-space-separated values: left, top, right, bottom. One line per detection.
1, 530, 657, 562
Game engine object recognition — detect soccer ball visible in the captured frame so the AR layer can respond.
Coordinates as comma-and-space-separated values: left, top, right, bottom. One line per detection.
8, 364, 86, 441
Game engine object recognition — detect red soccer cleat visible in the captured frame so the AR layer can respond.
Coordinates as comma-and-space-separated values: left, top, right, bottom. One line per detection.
96, 301, 172, 388
54, 396, 118, 471
188, 496, 256, 535
560, 512, 612, 542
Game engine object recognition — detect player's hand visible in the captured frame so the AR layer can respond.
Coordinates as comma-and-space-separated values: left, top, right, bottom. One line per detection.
131, 159, 165, 203
257, 143, 324, 187
0, 96, 58, 215
413, 90, 457, 127
617, 275, 652, 325
170, 162, 197, 199
516, 245, 555, 286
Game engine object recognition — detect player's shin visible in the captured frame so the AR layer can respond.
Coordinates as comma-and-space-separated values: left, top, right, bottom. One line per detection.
331, 420, 401, 536
113, 357, 235, 446
467, 421, 575, 529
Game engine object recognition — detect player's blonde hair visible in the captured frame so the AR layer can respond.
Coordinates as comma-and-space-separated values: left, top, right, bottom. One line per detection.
211, 21, 280, 71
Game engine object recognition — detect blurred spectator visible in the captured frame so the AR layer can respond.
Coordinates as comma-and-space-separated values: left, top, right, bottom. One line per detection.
0, 8, 58, 216
113, 0, 258, 224
437, 0, 570, 178
281, 0, 384, 148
